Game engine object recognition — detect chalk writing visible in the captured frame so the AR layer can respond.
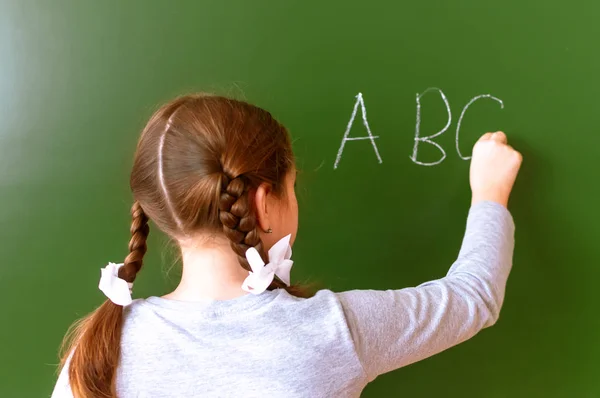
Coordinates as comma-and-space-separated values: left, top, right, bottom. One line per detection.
455, 94, 504, 160
334, 93, 382, 170
333, 89, 504, 169
410, 87, 452, 166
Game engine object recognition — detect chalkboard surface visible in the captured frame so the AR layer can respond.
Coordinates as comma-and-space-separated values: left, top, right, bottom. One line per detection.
1, 1, 598, 396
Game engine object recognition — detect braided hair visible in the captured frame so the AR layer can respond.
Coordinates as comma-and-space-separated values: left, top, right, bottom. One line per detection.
61, 94, 310, 398
218, 173, 290, 290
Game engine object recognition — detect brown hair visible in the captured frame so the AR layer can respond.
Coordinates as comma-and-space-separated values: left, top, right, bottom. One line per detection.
60, 94, 309, 397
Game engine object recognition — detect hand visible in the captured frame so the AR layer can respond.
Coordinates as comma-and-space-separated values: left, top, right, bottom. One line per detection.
470, 131, 522, 208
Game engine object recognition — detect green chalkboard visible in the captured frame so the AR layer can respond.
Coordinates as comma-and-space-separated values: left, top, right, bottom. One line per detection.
1, 1, 598, 396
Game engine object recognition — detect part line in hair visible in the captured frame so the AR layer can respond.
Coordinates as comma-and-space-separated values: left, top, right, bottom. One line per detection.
157, 119, 185, 230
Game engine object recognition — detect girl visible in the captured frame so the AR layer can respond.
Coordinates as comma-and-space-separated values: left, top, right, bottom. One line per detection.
52, 93, 522, 398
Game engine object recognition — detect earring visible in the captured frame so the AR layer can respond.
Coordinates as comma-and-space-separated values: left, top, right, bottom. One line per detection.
265, 228, 273, 234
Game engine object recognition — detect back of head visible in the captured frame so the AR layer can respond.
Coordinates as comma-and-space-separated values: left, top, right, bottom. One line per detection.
130, 94, 295, 272
62, 94, 305, 398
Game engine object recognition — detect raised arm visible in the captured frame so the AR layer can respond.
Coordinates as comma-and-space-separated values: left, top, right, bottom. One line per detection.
338, 132, 522, 381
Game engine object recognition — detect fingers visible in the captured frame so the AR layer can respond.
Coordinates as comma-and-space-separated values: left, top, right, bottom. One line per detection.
490, 131, 507, 144
478, 131, 508, 144
512, 146, 523, 164
478, 132, 494, 142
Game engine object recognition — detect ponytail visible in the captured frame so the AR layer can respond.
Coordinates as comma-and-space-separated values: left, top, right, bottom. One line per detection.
59, 202, 149, 398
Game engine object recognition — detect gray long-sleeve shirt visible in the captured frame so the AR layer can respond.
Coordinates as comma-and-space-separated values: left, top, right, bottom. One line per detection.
52, 201, 515, 397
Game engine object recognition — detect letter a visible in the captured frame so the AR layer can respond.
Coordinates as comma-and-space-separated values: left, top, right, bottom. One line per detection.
334, 93, 382, 170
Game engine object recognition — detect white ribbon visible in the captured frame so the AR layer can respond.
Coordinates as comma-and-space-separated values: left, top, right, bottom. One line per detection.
242, 234, 293, 294
98, 262, 133, 306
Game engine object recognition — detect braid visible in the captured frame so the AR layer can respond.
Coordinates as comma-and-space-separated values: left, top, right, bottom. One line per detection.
218, 174, 294, 292
119, 201, 150, 283
218, 174, 262, 271
61, 201, 150, 397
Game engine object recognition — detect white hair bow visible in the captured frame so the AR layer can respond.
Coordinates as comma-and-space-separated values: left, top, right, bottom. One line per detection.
98, 262, 133, 306
242, 234, 293, 294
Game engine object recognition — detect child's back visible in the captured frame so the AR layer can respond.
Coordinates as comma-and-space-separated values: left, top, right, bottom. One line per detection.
117, 290, 367, 397
117, 203, 511, 397
52, 94, 521, 398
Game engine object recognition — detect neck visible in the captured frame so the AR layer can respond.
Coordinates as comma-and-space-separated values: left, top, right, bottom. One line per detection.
163, 235, 249, 301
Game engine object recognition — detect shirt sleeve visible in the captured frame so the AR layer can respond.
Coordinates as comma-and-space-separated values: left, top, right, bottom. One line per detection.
337, 201, 515, 381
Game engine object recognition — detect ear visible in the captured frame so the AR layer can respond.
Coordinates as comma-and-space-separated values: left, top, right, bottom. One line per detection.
253, 182, 272, 233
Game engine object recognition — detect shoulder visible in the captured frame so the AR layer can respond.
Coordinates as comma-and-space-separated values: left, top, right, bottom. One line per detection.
292, 289, 386, 315
276, 289, 344, 313
272, 289, 354, 334
122, 299, 153, 323
120, 299, 163, 340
